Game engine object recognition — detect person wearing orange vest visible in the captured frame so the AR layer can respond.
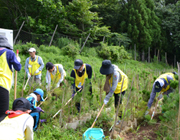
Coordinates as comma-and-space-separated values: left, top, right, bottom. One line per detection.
100, 60, 128, 122
45, 62, 66, 90
0, 97, 34, 140
70, 59, 92, 112
146, 72, 177, 114
0, 35, 21, 122
25, 48, 44, 86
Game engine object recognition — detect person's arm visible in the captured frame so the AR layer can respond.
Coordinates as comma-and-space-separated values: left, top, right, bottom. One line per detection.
37, 56, 44, 71
70, 70, 76, 94
24, 115, 34, 140
7, 50, 21, 71
46, 71, 51, 90
57, 64, 65, 84
147, 83, 157, 109
86, 64, 92, 79
104, 71, 119, 104
25, 58, 30, 74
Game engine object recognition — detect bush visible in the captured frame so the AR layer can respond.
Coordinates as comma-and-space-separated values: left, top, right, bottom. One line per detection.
14, 42, 38, 55
54, 37, 75, 49
62, 42, 80, 58
97, 42, 131, 62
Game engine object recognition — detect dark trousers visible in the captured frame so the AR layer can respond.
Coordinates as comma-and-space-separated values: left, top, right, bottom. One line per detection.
0, 87, 9, 122
30, 108, 41, 131
114, 91, 125, 118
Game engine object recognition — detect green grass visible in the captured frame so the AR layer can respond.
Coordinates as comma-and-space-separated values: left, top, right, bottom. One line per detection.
9, 43, 178, 139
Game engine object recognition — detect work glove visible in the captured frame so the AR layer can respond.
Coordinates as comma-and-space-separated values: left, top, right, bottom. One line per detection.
36, 107, 44, 113
17, 56, 21, 62
158, 94, 163, 100
71, 93, 75, 98
28, 73, 31, 78
104, 98, 109, 105
35, 69, 40, 74
46, 85, 50, 91
56, 83, 60, 88
145, 110, 149, 116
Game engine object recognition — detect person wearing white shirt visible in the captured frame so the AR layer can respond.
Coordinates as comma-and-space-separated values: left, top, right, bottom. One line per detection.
45, 62, 66, 91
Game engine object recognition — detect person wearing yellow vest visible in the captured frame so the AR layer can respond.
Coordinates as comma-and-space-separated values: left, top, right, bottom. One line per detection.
45, 62, 66, 90
0, 35, 21, 122
147, 72, 177, 111
70, 59, 92, 113
0, 97, 34, 140
25, 48, 44, 86
100, 60, 128, 121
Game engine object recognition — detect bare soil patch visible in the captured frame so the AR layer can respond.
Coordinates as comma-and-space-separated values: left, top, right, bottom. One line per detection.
122, 123, 160, 140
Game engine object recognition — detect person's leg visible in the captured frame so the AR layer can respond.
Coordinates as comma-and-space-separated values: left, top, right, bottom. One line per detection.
28, 77, 32, 87
114, 91, 125, 119
75, 87, 81, 113
30, 109, 41, 131
35, 77, 41, 86
0, 87, 9, 122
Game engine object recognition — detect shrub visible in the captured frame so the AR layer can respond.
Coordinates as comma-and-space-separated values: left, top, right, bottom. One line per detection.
62, 42, 80, 58
97, 42, 131, 62
54, 37, 76, 49
14, 42, 38, 55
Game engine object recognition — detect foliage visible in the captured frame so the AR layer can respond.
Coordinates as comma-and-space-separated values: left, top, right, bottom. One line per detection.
61, 42, 80, 58
97, 42, 132, 62
119, 0, 161, 52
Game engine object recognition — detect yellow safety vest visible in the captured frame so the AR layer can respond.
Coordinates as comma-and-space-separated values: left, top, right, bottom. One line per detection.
28, 56, 41, 76
157, 72, 175, 92
0, 51, 12, 91
0, 116, 25, 140
74, 64, 88, 88
109, 66, 128, 94
50, 64, 66, 84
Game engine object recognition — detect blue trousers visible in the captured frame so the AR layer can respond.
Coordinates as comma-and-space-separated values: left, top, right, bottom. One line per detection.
30, 108, 41, 131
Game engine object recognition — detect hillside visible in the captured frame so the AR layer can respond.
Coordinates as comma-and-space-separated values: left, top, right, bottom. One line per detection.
9, 43, 179, 140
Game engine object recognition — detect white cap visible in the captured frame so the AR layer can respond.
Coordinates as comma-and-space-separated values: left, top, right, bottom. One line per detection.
28, 48, 36, 52
155, 79, 164, 87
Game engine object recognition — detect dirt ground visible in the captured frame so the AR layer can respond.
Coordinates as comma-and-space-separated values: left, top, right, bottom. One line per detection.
121, 123, 160, 140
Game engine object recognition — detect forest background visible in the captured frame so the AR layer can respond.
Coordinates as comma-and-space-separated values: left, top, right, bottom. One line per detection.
0, 0, 180, 139
0, 0, 180, 64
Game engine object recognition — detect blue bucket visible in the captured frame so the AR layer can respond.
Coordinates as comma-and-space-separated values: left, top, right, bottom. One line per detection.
82, 128, 105, 140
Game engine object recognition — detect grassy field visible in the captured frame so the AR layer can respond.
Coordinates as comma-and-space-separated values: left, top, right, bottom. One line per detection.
9, 43, 179, 139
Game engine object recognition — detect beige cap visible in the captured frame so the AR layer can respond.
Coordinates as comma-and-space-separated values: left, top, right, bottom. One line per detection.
28, 48, 36, 52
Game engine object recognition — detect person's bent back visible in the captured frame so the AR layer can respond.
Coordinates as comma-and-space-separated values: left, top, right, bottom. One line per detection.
0, 98, 34, 140
0, 35, 21, 121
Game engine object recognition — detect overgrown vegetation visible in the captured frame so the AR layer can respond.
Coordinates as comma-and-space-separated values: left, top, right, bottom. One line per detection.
8, 38, 180, 139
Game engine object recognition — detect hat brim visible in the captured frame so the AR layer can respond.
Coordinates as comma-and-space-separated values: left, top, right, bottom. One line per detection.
155, 87, 162, 92
74, 65, 81, 70
100, 65, 114, 75
41, 97, 45, 101
0, 43, 13, 50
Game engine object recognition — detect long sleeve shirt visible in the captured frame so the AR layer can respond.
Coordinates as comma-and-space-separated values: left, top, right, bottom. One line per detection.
25, 55, 44, 78
70, 64, 92, 89
26, 93, 38, 110
147, 75, 174, 108
104, 65, 122, 101
46, 64, 66, 86
0, 47, 21, 71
